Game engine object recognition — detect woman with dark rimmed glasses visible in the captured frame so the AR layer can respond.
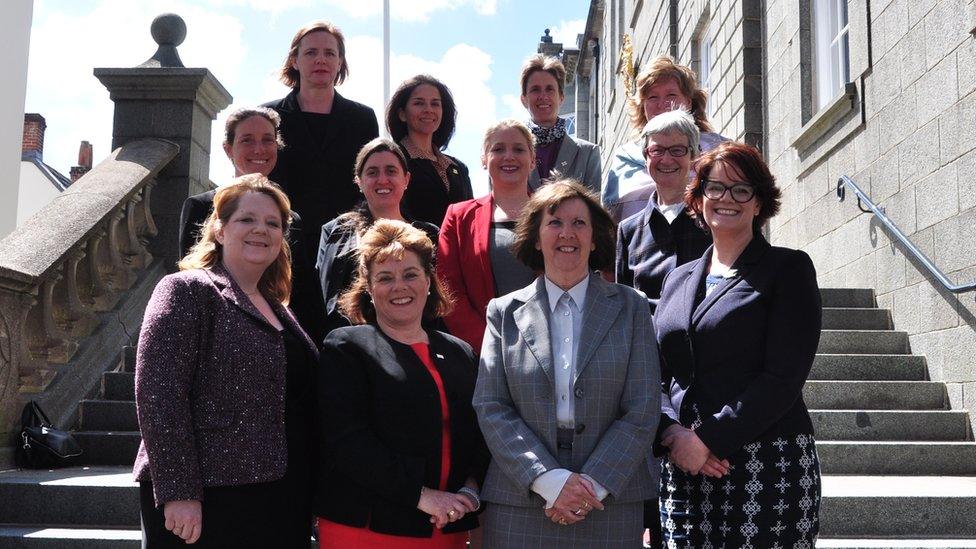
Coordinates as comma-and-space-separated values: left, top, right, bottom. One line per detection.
653, 140, 822, 547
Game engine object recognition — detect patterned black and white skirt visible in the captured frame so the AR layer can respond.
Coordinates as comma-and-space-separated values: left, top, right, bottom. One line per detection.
659, 428, 821, 549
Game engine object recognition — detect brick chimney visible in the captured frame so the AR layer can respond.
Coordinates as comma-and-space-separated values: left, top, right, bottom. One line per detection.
70, 141, 93, 183
22, 113, 46, 161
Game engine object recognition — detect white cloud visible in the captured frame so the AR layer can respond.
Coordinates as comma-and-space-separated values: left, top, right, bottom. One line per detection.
547, 18, 585, 49
26, 0, 245, 182
501, 93, 526, 120
322, 0, 496, 23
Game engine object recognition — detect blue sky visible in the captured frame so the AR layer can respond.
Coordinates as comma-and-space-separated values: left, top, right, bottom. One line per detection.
26, 0, 589, 195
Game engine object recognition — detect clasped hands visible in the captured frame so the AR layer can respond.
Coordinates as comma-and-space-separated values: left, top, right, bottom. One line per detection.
543, 473, 605, 526
661, 424, 730, 478
417, 486, 478, 529
163, 500, 202, 544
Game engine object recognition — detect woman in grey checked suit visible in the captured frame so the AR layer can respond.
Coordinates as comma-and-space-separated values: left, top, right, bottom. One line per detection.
473, 179, 661, 547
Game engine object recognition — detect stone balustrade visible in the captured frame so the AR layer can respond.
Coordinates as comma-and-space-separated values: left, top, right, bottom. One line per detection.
0, 138, 179, 444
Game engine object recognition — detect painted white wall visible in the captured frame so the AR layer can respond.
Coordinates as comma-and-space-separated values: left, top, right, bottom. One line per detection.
16, 161, 59, 226
0, 1, 33, 238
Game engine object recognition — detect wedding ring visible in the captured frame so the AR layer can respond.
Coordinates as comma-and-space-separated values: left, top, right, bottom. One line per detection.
558, 517, 568, 525
582, 501, 589, 510
448, 510, 456, 518
573, 507, 583, 516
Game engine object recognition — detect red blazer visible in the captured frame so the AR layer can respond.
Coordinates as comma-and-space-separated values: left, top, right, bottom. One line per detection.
437, 195, 495, 353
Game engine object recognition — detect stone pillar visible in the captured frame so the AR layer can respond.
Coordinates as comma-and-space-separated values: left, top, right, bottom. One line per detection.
0, 0, 33, 240
94, 14, 232, 271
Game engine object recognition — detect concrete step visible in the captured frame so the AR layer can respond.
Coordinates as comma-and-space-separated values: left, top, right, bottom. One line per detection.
821, 288, 876, 308
811, 410, 972, 441
818, 540, 976, 548
818, 330, 911, 354
810, 354, 928, 381
0, 467, 138, 527
804, 381, 948, 410
0, 526, 139, 548
820, 476, 976, 537
74, 431, 140, 466
818, 441, 976, 475
121, 346, 136, 373
102, 371, 134, 401
78, 400, 137, 431
822, 308, 892, 330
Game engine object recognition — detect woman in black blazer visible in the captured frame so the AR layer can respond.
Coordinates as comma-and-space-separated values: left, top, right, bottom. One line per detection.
315, 220, 488, 548
653, 141, 822, 547
386, 75, 473, 226
316, 138, 439, 337
264, 21, 379, 343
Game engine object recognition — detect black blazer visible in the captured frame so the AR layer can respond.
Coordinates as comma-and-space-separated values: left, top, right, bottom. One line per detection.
263, 90, 379, 235
654, 235, 822, 459
316, 325, 488, 537
401, 152, 473, 227
315, 214, 439, 338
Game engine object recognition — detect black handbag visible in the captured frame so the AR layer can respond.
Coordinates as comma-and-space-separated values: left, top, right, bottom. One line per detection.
16, 400, 82, 469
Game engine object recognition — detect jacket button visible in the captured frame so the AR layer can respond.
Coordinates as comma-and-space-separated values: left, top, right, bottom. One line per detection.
575, 423, 585, 434
574, 387, 584, 398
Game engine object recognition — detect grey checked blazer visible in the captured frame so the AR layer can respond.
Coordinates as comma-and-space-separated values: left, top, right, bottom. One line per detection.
528, 135, 602, 194
473, 274, 661, 508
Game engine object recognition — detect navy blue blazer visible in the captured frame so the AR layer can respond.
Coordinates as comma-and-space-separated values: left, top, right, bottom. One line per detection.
654, 235, 822, 459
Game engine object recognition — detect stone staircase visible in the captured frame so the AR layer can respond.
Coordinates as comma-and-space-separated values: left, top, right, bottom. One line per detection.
1, 288, 975, 547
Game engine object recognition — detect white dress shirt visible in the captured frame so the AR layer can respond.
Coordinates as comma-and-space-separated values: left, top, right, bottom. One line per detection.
656, 201, 685, 224
530, 275, 609, 508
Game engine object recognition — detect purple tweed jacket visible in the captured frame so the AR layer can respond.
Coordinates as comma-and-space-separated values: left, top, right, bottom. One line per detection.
132, 264, 317, 507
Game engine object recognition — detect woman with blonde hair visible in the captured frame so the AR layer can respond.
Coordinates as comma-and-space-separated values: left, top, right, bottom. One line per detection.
437, 120, 537, 352
134, 175, 318, 547
603, 55, 728, 222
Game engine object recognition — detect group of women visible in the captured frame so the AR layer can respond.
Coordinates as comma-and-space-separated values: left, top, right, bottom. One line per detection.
133, 18, 823, 549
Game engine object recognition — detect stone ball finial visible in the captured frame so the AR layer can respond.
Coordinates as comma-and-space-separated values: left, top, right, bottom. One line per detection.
541, 28, 553, 43
150, 14, 187, 47
139, 13, 186, 68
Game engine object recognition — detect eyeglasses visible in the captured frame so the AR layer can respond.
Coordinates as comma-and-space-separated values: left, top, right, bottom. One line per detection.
645, 145, 689, 158
701, 180, 757, 203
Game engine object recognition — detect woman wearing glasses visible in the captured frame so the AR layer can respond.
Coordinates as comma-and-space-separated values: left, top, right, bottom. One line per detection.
653, 141, 822, 547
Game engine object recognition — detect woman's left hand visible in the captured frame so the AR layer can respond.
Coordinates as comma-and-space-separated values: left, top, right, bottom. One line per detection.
662, 426, 711, 474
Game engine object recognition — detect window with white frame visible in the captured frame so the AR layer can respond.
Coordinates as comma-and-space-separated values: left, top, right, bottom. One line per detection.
813, 0, 850, 111
695, 17, 716, 117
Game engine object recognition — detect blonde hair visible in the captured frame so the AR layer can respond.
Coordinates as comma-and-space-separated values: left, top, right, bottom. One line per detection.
339, 219, 452, 325
481, 119, 536, 157
179, 174, 293, 304
279, 21, 349, 88
628, 55, 713, 133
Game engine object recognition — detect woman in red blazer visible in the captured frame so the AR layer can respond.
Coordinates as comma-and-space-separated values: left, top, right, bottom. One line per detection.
437, 120, 536, 352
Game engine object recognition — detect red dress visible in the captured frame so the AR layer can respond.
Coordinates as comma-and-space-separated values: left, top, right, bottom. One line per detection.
318, 342, 467, 549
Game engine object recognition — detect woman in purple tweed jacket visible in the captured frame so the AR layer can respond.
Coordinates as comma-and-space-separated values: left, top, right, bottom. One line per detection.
133, 174, 318, 548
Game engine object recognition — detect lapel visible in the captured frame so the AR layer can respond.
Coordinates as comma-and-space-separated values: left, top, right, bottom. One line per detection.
574, 273, 621, 383
315, 91, 350, 155
528, 137, 580, 191
691, 235, 771, 327
512, 278, 554, 383
472, 195, 495, 295
207, 264, 280, 333
679, 247, 711, 330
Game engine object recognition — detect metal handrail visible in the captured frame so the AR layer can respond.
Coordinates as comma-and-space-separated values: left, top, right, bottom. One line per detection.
837, 175, 976, 294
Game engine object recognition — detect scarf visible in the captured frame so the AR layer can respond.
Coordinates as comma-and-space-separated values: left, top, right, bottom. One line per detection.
529, 117, 566, 147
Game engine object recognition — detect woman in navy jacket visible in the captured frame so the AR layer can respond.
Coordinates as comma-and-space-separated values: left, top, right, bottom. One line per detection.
654, 141, 822, 547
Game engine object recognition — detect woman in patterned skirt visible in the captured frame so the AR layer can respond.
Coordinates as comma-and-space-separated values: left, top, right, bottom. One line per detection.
653, 141, 822, 548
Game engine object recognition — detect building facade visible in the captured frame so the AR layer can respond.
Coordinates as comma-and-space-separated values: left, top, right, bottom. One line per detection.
573, 0, 976, 421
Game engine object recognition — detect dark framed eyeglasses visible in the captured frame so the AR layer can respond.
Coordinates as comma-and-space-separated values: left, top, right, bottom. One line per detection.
701, 180, 757, 203
645, 145, 689, 158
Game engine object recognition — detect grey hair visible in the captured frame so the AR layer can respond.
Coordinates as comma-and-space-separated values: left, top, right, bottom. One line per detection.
640, 109, 701, 159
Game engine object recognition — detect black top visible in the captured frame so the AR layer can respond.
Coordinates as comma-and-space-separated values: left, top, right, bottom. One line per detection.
262, 90, 379, 261
315, 212, 440, 338
401, 151, 473, 227
654, 235, 822, 458
616, 196, 712, 313
315, 325, 488, 537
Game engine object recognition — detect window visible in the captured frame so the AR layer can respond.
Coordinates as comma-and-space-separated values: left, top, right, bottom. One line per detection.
813, 0, 850, 110
693, 16, 716, 117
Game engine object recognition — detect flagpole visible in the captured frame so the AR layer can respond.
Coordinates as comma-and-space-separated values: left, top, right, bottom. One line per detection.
383, 0, 390, 136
